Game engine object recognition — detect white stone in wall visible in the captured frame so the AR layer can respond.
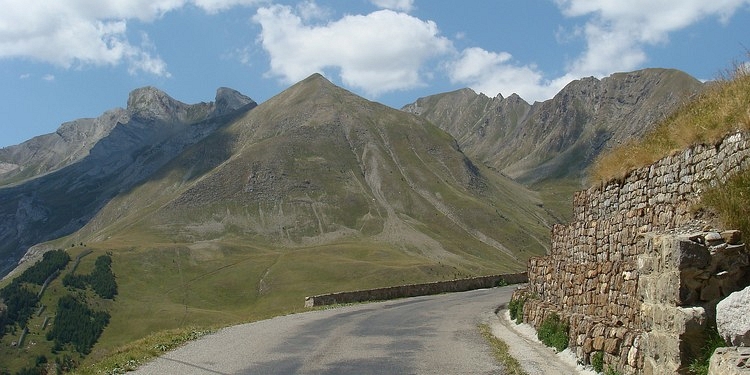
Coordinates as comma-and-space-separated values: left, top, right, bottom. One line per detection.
717, 285, 750, 347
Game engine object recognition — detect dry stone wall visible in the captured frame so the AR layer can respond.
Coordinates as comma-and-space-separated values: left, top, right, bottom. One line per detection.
305, 272, 527, 307
514, 131, 750, 374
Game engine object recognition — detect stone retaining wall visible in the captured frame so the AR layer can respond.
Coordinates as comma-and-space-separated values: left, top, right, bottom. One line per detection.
514, 131, 750, 374
304, 272, 527, 307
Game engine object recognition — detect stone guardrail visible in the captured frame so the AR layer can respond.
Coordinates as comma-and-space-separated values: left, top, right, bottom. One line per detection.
304, 272, 527, 307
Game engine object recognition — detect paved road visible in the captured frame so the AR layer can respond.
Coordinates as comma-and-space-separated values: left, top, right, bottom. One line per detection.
133, 287, 517, 374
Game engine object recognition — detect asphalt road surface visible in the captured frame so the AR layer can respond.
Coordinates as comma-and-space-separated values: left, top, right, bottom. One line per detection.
132, 287, 519, 374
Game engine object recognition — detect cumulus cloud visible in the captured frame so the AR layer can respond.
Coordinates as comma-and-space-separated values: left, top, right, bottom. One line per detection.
0, 0, 261, 76
447, 48, 556, 102
554, 0, 750, 78
449, 0, 750, 102
253, 4, 452, 95
370, 0, 414, 12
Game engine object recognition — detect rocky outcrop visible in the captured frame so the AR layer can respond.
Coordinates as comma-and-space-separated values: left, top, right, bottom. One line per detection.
717, 285, 750, 346
404, 68, 704, 184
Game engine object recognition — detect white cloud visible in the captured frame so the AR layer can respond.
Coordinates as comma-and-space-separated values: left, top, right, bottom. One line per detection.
42, 74, 55, 81
295, 0, 331, 21
554, 0, 750, 78
192, 0, 262, 14
0, 0, 261, 76
370, 0, 414, 12
19, 73, 31, 79
253, 5, 452, 95
447, 48, 558, 102
449, 0, 750, 102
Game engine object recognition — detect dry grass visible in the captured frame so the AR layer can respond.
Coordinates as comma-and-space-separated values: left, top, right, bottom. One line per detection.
71, 327, 214, 375
478, 323, 528, 375
590, 61, 750, 184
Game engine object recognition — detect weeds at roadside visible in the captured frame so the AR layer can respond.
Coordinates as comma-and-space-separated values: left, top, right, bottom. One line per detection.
478, 323, 528, 375
591, 351, 604, 372
537, 313, 569, 352
508, 296, 526, 324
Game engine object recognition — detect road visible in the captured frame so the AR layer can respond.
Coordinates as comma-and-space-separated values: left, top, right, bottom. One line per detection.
133, 287, 518, 374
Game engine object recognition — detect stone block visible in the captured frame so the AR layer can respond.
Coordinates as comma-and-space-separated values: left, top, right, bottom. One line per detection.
721, 230, 742, 245
701, 278, 722, 302
717, 286, 750, 347
674, 239, 711, 270
604, 338, 621, 354
709, 347, 750, 375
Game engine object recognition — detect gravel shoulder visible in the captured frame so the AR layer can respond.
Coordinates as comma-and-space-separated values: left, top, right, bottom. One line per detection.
489, 308, 597, 375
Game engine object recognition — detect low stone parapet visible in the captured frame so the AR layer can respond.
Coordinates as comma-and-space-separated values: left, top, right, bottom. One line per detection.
304, 272, 527, 307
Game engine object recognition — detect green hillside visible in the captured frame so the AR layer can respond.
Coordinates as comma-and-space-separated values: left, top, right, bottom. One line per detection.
2, 74, 553, 373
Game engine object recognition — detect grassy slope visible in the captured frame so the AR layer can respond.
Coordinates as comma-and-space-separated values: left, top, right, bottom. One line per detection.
5, 75, 549, 371
591, 66, 750, 183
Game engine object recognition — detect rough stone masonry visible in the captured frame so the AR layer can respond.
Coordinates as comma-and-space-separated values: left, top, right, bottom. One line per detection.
512, 131, 750, 374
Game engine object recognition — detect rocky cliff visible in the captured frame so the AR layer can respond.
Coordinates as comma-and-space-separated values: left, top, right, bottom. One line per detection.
403, 68, 704, 185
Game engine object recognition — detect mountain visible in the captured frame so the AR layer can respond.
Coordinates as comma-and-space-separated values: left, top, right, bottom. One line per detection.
0, 88, 256, 276
71, 73, 551, 269
402, 68, 704, 185
0, 87, 255, 187
0, 74, 556, 356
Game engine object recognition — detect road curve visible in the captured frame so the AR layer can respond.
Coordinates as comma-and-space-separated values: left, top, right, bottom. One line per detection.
132, 287, 518, 374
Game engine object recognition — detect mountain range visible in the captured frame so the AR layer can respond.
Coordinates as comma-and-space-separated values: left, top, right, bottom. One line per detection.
0, 68, 704, 363
0, 69, 704, 279
403, 68, 703, 185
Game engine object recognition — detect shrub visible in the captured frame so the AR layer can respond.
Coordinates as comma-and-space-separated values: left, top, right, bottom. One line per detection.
591, 351, 604, 373
508, 296, 526, 324
537, 313, 569, 352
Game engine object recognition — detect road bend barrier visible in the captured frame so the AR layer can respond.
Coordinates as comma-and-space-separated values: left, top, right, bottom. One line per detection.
304, 272, 527, 307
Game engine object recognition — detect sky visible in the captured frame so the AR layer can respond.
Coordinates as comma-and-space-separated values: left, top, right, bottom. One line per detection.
1, 0, 749, 148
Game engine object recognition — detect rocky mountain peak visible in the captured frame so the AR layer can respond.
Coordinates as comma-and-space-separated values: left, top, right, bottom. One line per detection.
214, 87, 256, 116
126, 86, 188, 123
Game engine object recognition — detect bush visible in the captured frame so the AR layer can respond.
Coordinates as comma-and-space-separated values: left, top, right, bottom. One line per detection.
537, 313, 569, 352
591, 351, 604, 373
508, 297, 526, 324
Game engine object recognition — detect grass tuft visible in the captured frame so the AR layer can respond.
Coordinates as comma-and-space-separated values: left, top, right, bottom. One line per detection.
591, 350, 605, 373
591, 59, 750, 184
478, 323, 528, 375
701, 169, 750, 237
687, 326, 726, 375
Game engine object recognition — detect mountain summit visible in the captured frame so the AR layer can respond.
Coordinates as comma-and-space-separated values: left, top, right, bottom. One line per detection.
0, 87, 256, 276
77, 73, 550, 268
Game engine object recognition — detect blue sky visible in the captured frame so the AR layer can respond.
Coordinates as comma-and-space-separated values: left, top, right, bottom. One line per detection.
1, 0, 749, 148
